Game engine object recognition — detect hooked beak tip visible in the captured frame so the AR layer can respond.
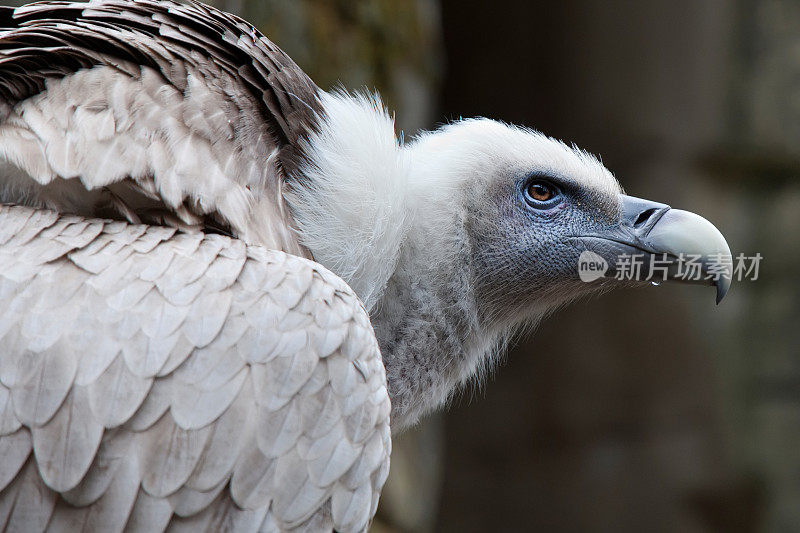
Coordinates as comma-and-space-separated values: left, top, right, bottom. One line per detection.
644, 207, 732, 305
716, 275, 731, 305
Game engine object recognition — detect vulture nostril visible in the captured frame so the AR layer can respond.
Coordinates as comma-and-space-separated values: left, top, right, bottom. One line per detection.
634, 208, 659, 228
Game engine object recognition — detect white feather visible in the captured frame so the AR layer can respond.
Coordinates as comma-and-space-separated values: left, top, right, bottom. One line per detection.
0, 64, 302, 252
0, 205, 391, 531
4, 459, 57, 531
170, 366, 247, 430
125, 491, 173, 532
185, 378, 254, 492
77, 451, 140, 531
61, 429, 133, 507
137, 414, 212, 498
12, 346, 77, 427
0, 384, 22, 436
286, 91, 410, 311
86, 356, 153, 428
0, 429, 31, 490
31, 387, 104, 492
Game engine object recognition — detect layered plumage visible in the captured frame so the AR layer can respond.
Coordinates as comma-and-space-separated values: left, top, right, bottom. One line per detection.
0, 1, 732, 532
0, 2, 390, 531
0, 0, 321, 252
0, 203, 390, 532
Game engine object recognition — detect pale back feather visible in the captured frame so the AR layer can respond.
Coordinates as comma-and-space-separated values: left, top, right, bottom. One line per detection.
0, 204, 391, 533
0, 0, 323, 254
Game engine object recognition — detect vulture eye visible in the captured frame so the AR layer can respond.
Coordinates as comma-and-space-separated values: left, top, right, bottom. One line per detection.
524, 180, 560, 207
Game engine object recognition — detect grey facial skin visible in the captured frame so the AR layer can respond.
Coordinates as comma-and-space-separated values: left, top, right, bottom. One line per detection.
467, 175, 731, 332
569, 195, 732, 304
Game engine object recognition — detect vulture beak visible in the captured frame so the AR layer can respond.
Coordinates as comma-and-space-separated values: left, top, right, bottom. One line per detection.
574, 195, 732, 303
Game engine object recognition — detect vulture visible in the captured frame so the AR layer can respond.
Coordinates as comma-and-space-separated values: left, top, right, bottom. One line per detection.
0, 1, 732, 531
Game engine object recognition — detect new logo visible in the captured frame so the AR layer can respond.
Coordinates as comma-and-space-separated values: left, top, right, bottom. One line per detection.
578, 250, 608, 282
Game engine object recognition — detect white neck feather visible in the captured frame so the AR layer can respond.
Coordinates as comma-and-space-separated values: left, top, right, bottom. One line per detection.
286, 91, 506, 428
285, 91, 412, 311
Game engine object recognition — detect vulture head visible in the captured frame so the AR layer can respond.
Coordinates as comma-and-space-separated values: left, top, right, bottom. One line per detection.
288, 92, 732, 428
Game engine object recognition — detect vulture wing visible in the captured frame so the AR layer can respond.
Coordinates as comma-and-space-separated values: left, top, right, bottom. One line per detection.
0, 3, 389, 530
0, 0, 323, 253
0, 204, 391, 532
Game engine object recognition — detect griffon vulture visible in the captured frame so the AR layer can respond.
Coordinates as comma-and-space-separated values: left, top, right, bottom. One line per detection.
0, 1, 732, 531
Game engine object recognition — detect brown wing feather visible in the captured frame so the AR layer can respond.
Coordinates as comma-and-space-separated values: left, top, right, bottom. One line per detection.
0, 0, 323, 251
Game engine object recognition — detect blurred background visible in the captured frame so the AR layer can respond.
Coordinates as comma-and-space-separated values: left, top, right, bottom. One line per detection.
15, 0, 787, 530
207, 0, 796, 531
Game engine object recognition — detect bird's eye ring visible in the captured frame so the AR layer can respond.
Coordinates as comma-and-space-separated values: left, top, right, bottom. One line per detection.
523, 180, 560, 207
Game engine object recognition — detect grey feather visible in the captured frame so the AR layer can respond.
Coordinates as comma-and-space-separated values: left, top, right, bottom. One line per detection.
331, 483, 372, 533
87, 356, 153, 428
66, 451, 141, 532
185, 379, 254, 492
303, 425, 361, 487
182, 291, 233, 348
167, 478, 227, 518
0, 384, 22, 436
126, 376, 174, 434
4, 459, 57, 531
61, 429, 133, 507
121, 329, 177, 378
0, 429, 31, 490
170, 366, 247, 430
230, 438, 277, 510
177, 342, 247, 390
168, 491, 270, 533
255, 397, 304, 458
45, 504, 91, 533
125, 491, 173, 533
137, 413, 212, 498
31, 386, 104, 492
270, 449, 329, 526
12, 346, 77, 426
